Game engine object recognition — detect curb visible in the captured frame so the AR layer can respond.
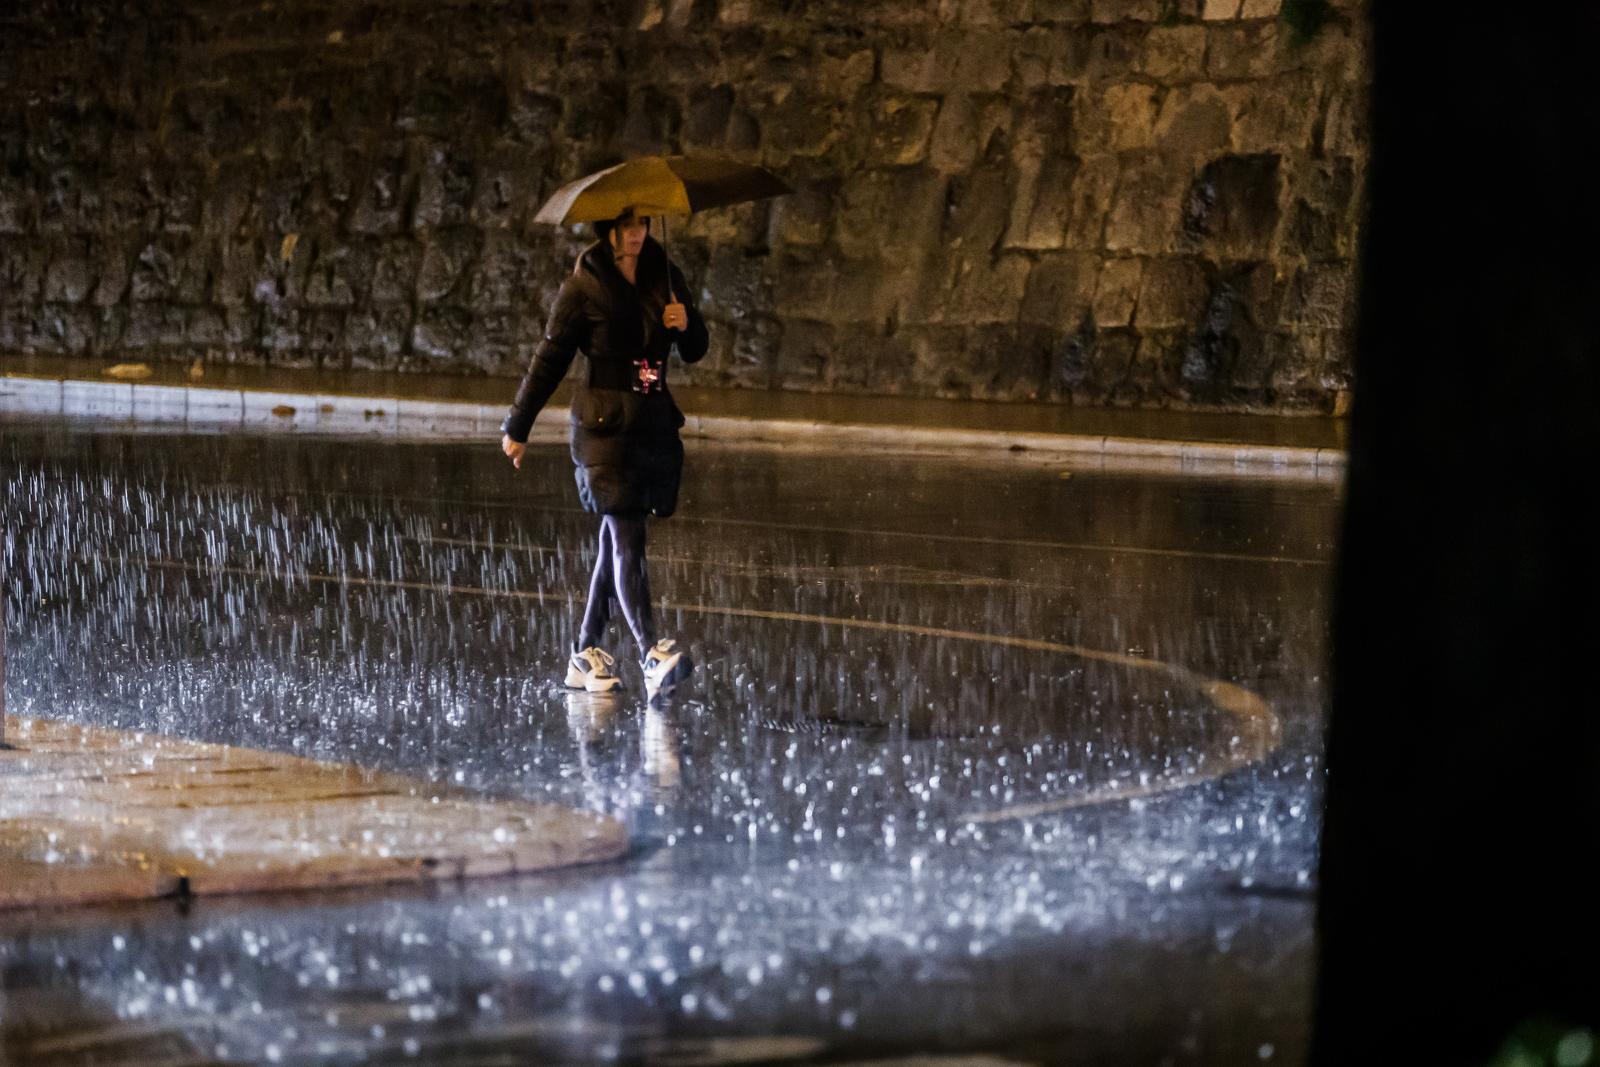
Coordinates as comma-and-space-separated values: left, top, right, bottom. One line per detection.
0, 372, 1344, 479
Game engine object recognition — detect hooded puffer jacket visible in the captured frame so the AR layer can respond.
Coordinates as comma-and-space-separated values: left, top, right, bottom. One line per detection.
502, 235, 709, 517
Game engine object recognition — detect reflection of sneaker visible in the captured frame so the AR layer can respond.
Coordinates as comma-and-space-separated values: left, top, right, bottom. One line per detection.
565, 646, 622, 693
642, 638, 694, 700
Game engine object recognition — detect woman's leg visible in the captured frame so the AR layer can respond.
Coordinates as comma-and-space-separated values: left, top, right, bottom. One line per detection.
576, 518, 615, 651
605, 512, 656, 657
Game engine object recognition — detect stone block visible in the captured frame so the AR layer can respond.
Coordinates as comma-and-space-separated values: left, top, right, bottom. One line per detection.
348, 143, 409, 235
1206, 22, 1281, 80
1279, 263, 1354, 329
618, 85, 683, 156
1221, 75, 1320, 154
92, 243, 132, 307
0, 176, 30, 233
1267, 329, 1319, 392
819, 49, 878, 98
773, 318, 838, 389
212, 239, 258, 308
762, 90, 844, 159
1285, 157, 1358, 261
1082, 25, 1150, 82
939, 160, 1014, 258
38, 164, 102, 234
198, 161, 253, 240
1240, 0, 1279, 16
1322, 82, 1368, 156
1004, 156, 1081, 250
1231, 328, 1282, 391
1202, 0, 1241, 18
1062, 153, 1120, 249
416, 229, 481, 304
1044, 312, 1096, 395
122, 304, 188, 351
684, 86, 735, 146
1090, 0, 1163, 21
1181, 153, 1282, 259
29, 304, 97, 355
1014, 25, 1093, 87
1020, 250, 1099, 325
883, 31, 1013, 93
726, 314, 781, 388
1092, 82, 1162, 151
1013, 86, 1077, 163
345, 307, 412, 370
42, 239, 96, 304
1184, 268, 1269, 401
1318, 328, 1354, 391
301, 309, 347, 356
1135, 257, 1210, 328
413, 144, 477, 230
244, 237, 310, 307
409, 306, 474, 365
1025, 0, 1094, 21
371, 238, 424, 305
0, 236, 46, 304
942, 252, 1034, 324
1104, 330, 1162, 402
1093, 256, 1144, 326
1105, 153, 1188, 254
1153, 84, 1232, 157
221, 306, 255, 348
469, 232, 537, 312
254, 166, 315, 236
1088, 327, 1140, 398
702, 246, 773, 321
470, 147, 536, 230
303, 242, 371, 309
833, 167, 947, 261
963, 323, 1055, 400
771, 178, 837, 247
868, 94, 940, 166
929, 94, 1013, 172
466, 311, 520, 375
131, 238, 211, 304
185, 307, 228, 348
0, 306, 28, 352
560, 82, 628, 148
506, 90, 564, 147
1138, 25, 1208, 82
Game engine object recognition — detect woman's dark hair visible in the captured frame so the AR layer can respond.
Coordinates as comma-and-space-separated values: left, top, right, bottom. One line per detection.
591, 207, 652, 245
590, 208, 675, 348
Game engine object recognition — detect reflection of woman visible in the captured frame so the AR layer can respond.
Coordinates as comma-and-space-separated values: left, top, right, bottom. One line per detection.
501, 207, 707, 699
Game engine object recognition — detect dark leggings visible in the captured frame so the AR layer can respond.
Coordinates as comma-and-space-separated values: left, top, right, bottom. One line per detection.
577, 513, 654, 657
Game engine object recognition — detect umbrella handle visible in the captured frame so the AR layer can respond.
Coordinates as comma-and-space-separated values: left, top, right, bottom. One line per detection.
661, 214, 676, 303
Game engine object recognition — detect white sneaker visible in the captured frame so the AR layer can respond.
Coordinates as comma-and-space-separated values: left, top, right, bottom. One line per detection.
641, 638, 694, 700
565, 646, 622, 693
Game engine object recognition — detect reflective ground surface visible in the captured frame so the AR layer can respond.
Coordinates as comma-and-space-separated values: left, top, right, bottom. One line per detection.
1, 420, 1339, 1066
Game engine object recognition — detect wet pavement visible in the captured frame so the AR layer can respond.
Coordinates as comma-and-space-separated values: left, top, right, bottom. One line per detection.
0, 418, 1339, 1066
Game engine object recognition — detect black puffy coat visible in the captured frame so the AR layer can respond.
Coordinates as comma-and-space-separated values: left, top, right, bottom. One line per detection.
502, 235, 709, 517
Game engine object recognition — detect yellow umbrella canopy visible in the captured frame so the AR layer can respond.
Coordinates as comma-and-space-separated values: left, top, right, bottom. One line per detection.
533, 155, 793, 226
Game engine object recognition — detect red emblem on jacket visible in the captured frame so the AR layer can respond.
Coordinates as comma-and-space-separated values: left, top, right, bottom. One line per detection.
633, 359, 662, 394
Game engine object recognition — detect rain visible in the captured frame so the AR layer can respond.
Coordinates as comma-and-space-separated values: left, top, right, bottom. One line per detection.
1, 417, 1339, 1065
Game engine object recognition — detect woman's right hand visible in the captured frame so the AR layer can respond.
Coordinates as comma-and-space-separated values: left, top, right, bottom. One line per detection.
502, 434, 526, 470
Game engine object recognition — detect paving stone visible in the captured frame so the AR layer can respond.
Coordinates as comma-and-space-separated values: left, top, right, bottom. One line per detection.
0, 715, 628, 910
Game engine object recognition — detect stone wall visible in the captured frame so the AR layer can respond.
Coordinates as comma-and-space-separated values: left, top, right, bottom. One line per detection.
0, 0, 1368, 412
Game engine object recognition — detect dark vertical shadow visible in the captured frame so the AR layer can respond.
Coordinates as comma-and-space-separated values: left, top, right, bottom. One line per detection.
1317, 7, 1600, 1063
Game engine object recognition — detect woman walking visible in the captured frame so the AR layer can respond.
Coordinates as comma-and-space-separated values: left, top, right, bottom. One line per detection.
500, 206, 707, 699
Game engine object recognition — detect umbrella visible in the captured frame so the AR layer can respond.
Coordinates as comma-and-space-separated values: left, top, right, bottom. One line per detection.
534, 155, 792, 299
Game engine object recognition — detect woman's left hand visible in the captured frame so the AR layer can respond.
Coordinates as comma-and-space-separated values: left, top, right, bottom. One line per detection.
662, 302, 687, 331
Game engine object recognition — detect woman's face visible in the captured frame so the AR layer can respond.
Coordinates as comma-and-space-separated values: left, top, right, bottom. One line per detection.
611, 215, 650, 256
